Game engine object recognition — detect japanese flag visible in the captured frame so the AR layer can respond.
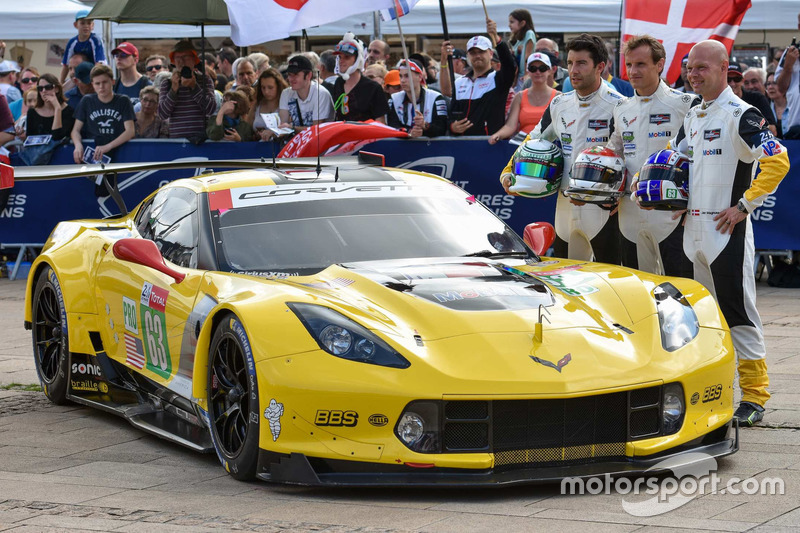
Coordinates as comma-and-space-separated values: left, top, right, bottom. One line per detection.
621, 0, 752, 84
225, 0, 397, 46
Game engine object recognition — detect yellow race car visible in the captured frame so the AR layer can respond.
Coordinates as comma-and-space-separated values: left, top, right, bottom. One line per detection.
24, 161, 737, 486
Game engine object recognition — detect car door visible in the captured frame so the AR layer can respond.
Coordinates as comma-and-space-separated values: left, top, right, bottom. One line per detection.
95, 186, 203, 393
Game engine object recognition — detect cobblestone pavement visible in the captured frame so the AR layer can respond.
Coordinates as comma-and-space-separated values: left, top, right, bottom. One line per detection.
1, 277, 799, 532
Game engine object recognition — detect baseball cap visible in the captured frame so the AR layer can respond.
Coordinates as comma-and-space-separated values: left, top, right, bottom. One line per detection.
526, 52, 552, 69
286, 55, 313, 74
74, 62, 93, 84
0, 60, 20, 74
467, 36, 492, 52
112, 42, 139, 58
75, 9, 90, 21
384, 69, 400, 86
681, 53, 689, 64
727, 64, 743, 79
452, 49, 467, 60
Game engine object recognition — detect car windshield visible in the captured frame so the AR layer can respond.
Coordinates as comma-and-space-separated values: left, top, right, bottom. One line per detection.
213, 179, 531, 275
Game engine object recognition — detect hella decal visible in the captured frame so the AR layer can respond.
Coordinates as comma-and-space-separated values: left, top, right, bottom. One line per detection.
368, 414, 389, 427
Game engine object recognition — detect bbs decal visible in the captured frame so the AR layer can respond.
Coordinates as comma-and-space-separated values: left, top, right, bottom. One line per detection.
702, 384, 722, 403
315, 410, 358, 427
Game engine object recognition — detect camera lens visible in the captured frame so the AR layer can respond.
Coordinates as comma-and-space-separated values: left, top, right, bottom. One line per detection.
180, 66, 192, 79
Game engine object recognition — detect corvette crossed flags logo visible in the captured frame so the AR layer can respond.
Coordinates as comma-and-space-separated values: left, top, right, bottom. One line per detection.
530, 353, 572, 372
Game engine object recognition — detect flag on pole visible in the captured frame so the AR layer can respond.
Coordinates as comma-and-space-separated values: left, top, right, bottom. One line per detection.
621, 0, 752, 84
380, 0, 420, 21
225, 0, 398, 46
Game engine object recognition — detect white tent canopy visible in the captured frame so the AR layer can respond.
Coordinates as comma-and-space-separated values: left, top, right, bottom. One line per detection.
0, 0, 794, 42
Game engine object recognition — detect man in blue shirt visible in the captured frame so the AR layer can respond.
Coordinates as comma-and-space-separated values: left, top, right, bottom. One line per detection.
112, 42, 151, 107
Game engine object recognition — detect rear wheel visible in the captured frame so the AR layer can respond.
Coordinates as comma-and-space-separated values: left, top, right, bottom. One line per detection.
31, 267, 70, 404
207, 315, 260, 480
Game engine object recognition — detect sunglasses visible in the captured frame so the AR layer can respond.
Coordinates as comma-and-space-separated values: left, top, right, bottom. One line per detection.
38, 84, 55, 91
727, 77, 742, 83
141, 98, 158, 105
146, 64, 163, 72
20, 76, 39, 84
113, 52, 132, 59
528, 64, 550, 73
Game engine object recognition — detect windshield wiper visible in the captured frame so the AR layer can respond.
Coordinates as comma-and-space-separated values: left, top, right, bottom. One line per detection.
462, 250, 529, 259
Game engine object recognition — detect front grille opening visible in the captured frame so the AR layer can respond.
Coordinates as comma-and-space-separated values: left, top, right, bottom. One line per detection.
443, 422, 489, 450
630, 407, 661, 438
445, 400, 488, 420
630, 387, 661, 408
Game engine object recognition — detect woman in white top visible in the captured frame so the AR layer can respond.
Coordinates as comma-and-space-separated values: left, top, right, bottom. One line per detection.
251, 68, 288, 141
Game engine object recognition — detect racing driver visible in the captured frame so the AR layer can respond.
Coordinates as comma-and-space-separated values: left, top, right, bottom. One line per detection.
668, 40, 790, 426
500, 33, 624, 262
607, 34, 696, 277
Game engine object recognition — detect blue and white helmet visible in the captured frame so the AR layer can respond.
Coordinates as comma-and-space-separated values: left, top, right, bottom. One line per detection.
634, 149, 690, 210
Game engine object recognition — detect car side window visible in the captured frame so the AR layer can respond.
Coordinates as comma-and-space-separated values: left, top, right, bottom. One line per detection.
134, 198, 155, 240
145, 187, 199, 269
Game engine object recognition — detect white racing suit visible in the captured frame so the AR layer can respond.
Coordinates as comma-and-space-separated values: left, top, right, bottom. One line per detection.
501, 85, 624, 262
607, 81, 697, 276
670, 86, 790, 406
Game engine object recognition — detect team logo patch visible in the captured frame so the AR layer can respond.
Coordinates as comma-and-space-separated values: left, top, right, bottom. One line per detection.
747, 118, 767, 129
588, 119, 608, 131
649, 113, 671, 125
703, 149, 723, 155
622, 131, 634, 142
703, 129, 721, 141
623, 116, 637, 127
369, 414, 389, 427
561, 117, 576, 129
762, 140, 783, 156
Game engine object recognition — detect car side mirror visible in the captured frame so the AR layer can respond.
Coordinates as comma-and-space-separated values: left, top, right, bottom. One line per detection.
112, 238, 186, 284
523, 222, 556, 256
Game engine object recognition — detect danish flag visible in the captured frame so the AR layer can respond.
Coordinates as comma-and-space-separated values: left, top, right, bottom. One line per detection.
621, 0, 752, 84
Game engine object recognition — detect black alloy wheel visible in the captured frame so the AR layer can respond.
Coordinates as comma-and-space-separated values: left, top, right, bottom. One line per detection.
31, 267, 70, 404
207, 316, 259, 480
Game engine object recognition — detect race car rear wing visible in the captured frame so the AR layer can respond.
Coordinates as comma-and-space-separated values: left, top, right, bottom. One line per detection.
11, 153, 383, 216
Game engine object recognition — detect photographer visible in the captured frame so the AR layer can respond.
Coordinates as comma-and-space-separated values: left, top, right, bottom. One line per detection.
775, 36, 800, 138
158, 40, 215, 140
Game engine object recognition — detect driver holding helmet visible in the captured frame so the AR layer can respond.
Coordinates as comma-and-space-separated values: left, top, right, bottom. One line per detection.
500, 33, 624, 263
607, 34, 697, 277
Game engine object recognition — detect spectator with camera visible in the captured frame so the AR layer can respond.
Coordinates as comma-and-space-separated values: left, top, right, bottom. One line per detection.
775, 37, 800, 138
158, 40, 216, 140
207, 89, 253, 142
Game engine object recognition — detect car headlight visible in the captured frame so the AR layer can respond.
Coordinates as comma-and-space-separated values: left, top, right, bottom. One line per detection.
653, 283, 699, 352
288, 303, 410, 368
396, 401, 441, 453
662, 383, 685, 435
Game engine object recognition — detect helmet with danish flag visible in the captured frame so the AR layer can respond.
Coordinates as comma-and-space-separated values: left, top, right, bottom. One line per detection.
565, 146, 625, 204
634, 149, 690, 210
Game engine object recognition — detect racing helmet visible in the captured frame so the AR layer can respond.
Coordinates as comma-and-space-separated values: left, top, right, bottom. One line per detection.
565, 146, 626, 204
509, 139, 564, 198
635, 149, 690, 210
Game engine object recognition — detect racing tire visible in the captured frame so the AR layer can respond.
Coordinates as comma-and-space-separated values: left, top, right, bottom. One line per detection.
207, 315, 260, 480
31, 266, 70, 405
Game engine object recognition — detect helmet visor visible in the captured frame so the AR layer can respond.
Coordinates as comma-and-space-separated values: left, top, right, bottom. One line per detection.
514, 161, 554, 180
572, 162, 620, 184
639, 163, 685, 184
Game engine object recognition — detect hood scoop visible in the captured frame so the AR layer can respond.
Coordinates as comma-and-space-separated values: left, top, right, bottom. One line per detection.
346, 258, 555, 312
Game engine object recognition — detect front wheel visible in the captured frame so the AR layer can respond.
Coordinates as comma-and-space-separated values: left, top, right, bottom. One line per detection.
31, 266, 70, 404
207, 315, 261, 480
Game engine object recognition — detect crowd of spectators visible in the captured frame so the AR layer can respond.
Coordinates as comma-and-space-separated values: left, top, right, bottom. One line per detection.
1, 6, 799, 168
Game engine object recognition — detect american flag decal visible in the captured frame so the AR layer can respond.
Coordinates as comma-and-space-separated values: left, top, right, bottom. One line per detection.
125, 333, 145, 369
